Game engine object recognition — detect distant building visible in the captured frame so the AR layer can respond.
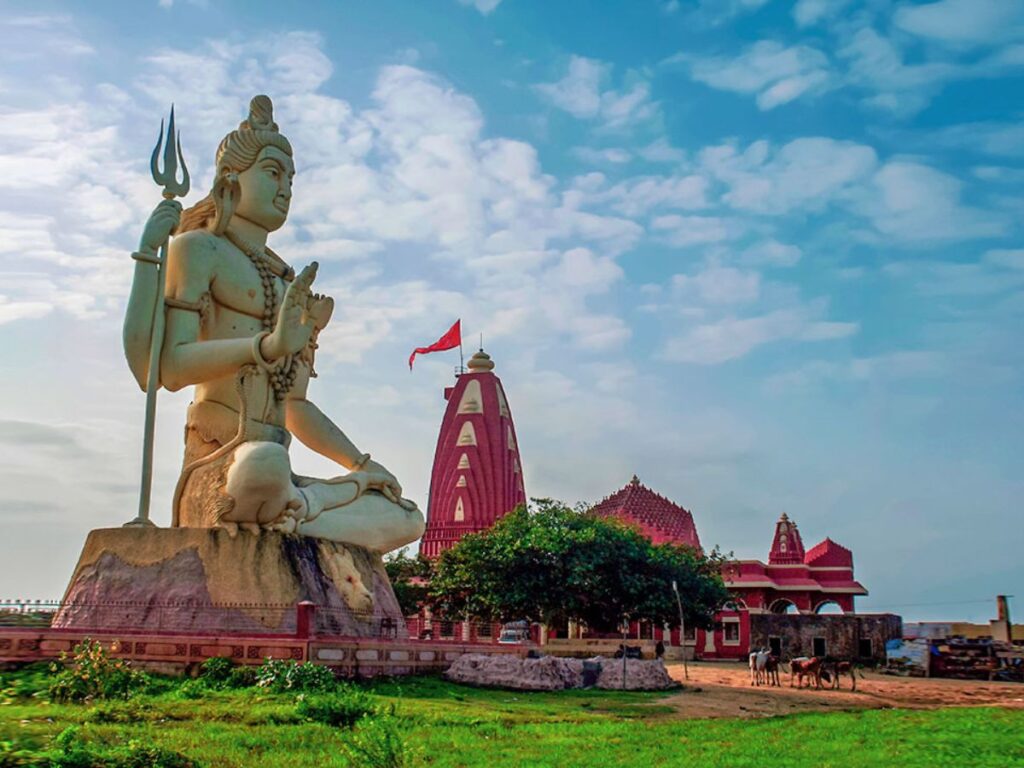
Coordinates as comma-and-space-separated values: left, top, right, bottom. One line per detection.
420, 349, 526, 559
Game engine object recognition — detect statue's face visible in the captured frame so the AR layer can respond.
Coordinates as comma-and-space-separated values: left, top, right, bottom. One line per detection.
232, 146, 295, 232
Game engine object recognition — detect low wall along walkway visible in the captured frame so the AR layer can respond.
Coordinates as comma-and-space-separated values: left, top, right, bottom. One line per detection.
0, 603, 523, 677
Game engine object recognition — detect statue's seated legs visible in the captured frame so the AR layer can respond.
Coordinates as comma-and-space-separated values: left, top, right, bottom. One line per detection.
217, 439, 425, 553
292, 487, 426, 554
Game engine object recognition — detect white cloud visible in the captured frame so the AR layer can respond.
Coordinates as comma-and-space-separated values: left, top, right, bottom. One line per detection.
577, 173, 708, 217
683, 40, 833, 110
535, 56, 658, 129
572, 146, 632, 165
883, 256, 1024, 296
662, 302, 857, 365
457, 0, 503, 14
894, 0, 1024, 47
792, 0, 851, 28
651, 214, 736, 246
764, 351, 944, 392
985, 249, 1024, 270
673, 266, 761, 305
857, 161, 1009, 243
699, 137, 878, 215
932, 120, 1024, 158
740, 239, 802, 268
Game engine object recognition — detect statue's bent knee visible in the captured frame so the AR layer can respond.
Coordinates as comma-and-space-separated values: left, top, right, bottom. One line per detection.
224, 441, 295, 525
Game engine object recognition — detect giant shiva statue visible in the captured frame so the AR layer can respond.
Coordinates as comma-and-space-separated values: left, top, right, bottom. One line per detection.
122, 95, 424, 553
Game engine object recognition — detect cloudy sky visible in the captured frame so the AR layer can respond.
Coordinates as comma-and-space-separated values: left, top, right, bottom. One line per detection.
1, 0, 1021, 622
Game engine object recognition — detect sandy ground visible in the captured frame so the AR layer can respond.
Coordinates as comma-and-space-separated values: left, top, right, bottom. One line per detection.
660, 661, 1024, 719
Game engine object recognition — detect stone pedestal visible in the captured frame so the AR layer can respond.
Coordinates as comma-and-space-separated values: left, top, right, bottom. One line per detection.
53, 528, 406, 638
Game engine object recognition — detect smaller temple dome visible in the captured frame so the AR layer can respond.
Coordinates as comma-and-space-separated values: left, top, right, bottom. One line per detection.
467, 349, 495, 372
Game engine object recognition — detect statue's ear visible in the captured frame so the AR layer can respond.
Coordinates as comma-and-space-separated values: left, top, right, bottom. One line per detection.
211, 169, 241, 235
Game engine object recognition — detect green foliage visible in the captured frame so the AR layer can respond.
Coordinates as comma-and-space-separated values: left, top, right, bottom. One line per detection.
0, 662, 52, 704
224, 666, 258, 689
342, 715, 418, 768
254, 660, 336, 693
86, 699, 155, 724
48, 641, 149, 704
295, 686, 377, 728
384, 549, 434, 617
429, 499, 732, 631
0, 726, 198, 768
198, 657, 234, 685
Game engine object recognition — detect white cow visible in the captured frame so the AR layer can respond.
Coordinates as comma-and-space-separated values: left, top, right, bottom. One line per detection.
749, 648, 770, 686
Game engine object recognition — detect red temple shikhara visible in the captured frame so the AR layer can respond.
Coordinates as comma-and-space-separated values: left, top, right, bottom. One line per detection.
420, 349, 526, 559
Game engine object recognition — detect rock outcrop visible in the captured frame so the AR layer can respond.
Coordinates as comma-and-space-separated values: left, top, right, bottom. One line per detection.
53, 527, 405, 637
445, 653, 677, 691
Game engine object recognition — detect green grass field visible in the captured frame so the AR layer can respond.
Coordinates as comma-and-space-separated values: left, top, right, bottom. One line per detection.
2, 666, 1022, 767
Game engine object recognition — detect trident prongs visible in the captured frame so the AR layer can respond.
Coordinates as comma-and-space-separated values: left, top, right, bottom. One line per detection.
150, 104, 190, 200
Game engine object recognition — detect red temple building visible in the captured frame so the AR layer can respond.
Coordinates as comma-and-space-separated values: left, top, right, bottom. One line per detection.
420, 349, 527, 559
722, 513, 867, 615
591, 477, 868, 659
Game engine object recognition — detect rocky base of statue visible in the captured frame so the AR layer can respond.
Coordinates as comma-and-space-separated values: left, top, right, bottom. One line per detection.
53, 528, 406, 638
444, 653, 678, 691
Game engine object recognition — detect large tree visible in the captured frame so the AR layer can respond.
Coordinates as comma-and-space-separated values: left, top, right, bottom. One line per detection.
427, 499, 731, 632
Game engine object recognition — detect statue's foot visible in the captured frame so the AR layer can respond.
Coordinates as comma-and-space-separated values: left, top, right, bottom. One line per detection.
217, 521, 240, 538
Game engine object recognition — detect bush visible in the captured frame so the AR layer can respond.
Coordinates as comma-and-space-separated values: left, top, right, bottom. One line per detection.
342, 715, 418, 768
255, 660, 335, 693
225, 666, 258, 689
48, 641, 149, 704
197, 657, 234, 685
296, 687, 377, 728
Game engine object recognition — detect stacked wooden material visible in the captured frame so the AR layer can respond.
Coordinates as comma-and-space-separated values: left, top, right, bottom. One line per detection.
931, 640, 998, 680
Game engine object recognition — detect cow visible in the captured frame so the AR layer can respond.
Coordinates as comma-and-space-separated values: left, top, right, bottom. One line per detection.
749, 648, 770, 686
789, 656, 823, 689
764, 654, 781, 687
824, 660, 857, 691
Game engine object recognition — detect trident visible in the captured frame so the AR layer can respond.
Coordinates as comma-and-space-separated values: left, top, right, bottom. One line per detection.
125, 106, 190, 527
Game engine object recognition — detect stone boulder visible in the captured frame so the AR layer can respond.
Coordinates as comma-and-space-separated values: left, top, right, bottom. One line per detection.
445, 653, 677, 691
596, 657, 677, 690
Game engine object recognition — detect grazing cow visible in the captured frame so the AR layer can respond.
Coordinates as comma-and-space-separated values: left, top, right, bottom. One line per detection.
749, 648, 770, 686
789, 656, 823, 689
765, 654, 781, 687
825, 660, 857, 691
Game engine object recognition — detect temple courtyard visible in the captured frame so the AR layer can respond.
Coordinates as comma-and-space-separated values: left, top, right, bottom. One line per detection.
2, 661, 1022, 766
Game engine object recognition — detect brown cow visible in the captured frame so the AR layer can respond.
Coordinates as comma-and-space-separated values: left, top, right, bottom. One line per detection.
825, 660, 857, 691
789, 657, 823, 689
765, 655, 781, 687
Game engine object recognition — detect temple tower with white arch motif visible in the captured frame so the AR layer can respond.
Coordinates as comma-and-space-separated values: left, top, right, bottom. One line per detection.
420, 349, 526, 558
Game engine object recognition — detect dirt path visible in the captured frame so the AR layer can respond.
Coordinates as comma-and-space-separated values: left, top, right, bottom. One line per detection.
660, 661, 1024, 719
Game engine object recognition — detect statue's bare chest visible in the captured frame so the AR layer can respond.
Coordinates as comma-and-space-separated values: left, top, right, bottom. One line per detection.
209, 248, 284, 324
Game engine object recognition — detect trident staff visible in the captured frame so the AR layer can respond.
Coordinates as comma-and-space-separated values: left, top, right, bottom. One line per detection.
124, 106, 190, 527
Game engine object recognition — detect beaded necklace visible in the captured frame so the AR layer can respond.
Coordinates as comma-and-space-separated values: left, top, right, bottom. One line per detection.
225, 228, 298, 401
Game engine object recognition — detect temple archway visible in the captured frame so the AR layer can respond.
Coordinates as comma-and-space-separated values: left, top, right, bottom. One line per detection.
769, 599, 799, 615
814, 600, 844, 615
722, 599, 747, 611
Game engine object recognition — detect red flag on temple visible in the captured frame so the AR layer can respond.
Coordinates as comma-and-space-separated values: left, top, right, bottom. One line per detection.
409, 319, 461, 370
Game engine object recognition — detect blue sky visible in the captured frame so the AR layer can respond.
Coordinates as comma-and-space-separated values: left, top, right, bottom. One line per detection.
0, 0, 1021, 622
